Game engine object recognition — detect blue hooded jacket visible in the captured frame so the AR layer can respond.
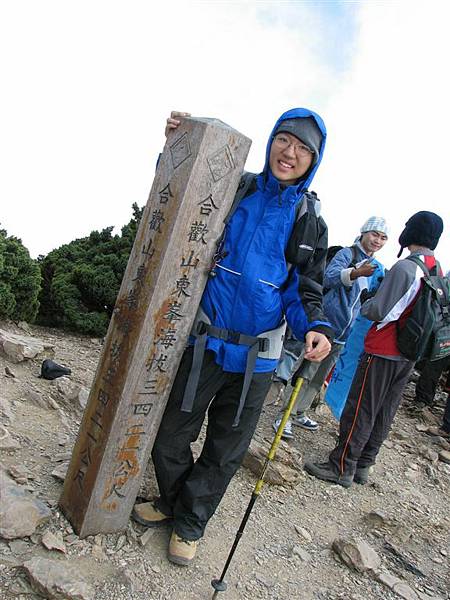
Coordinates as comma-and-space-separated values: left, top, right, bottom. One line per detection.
323, 243, 385, 343
200, 108, 331, 373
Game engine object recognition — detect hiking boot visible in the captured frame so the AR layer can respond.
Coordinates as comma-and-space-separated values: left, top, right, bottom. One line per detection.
292, 414, 319, 431
272, 417, 294, 440
132, 500, 172, 527
168, 532, 199, 566
304, 460, 353, 488
354, 466, 371, 485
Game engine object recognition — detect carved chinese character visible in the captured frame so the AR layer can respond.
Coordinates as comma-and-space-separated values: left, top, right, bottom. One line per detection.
132, 263, 146, 285
164, 301, 184, 323
110, 342, 121, 364
142, 239, 155, 258
159, 183, 174, 204
157, 327, 177, 349
80, 445, 92, 468
133, 402, 153, 416
173, 274, 191, 298
180, 250, 199, 271
139, 379, 158, 395
73, 467, 86, 489
198, 194, 218, 216
98, 389, 110, 406
188, 221, 208, 244
146, 353, 168, 372
149, 209, 165, 233
102, 364, 117, 385
126, 287, 140, 311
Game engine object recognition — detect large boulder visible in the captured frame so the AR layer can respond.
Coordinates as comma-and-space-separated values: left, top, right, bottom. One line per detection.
0, 328, 53, 363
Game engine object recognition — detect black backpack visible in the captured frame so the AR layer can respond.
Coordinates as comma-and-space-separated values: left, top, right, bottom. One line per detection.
220, 171, 324, 268
322, 245, 358, 295
397, 256, 450, 362
40, 359, 72, 380
325, 245, 358, 268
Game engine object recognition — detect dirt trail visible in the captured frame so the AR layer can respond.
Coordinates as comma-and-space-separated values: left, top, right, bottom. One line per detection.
1, 322, 449, 600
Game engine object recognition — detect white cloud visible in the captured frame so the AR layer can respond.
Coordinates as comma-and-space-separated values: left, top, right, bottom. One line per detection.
316, 1, 449, 269
0, 0, 447, 271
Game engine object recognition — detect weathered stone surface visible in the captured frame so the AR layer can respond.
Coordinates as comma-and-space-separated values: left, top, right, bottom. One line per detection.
243, 440, 302, 486
420, 447, 439, 463
22, 557, 94, 600
392, 581, 421, 600
0, 472, 51, 539
294, 524, 312, 543
8, 465, 29, 484
291, 545, 311, 561
364, 509, 391, 527
0, 425, 20, 450
332, 537, 381, 573
0, 329, 50, 362
42, 530, 66, 553
0, 397, 14, 422
51, 462, 69, 482
77, 387, 89, 410
53, 376, 80, 401
374, 569, 403, 589
5, 365, 16, 377
438, 449, 450, 464
24, 389, 50, 409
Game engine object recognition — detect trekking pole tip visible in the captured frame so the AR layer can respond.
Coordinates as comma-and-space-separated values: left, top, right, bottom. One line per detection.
211, 578, 227, 597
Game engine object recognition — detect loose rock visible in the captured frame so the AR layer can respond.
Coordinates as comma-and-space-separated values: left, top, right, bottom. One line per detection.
0, 471, 51, 539
332, 537, 381, 573
22, 556, 94, 600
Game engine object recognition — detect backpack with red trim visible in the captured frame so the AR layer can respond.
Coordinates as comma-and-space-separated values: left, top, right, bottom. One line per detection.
397, 256, 450, 361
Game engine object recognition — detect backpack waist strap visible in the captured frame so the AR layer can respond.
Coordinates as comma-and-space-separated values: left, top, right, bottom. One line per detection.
181, 307, 286, 427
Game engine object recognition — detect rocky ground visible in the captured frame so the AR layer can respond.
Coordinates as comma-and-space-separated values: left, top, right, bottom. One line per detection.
0, 321, 449, 600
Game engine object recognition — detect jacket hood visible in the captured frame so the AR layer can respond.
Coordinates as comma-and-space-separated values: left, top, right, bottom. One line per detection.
264, 107, 327, 192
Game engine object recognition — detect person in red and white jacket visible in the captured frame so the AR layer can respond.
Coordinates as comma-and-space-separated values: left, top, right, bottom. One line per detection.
304, 211, 444, 488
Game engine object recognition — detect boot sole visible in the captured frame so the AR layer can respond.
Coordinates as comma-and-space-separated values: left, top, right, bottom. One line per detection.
167, 552, 195, 566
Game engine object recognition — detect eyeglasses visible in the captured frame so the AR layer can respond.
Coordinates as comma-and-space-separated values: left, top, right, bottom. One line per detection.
273, 134, 314, 158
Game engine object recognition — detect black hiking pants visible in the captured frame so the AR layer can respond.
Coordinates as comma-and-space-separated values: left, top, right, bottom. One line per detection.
152, 347, 272, 540
329, 353, 413, 476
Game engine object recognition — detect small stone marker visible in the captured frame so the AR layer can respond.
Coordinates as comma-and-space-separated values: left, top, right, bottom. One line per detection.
59, 117, 251, 536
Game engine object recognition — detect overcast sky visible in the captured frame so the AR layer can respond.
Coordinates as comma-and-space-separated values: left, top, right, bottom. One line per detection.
1, 1, 448, 271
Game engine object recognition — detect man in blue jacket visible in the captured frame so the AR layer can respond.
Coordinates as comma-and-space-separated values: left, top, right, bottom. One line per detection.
273, 218, 388, 439
132, 109, 333, 565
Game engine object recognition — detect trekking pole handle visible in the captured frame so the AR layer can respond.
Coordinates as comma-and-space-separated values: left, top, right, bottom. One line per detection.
291, 357, 313, 385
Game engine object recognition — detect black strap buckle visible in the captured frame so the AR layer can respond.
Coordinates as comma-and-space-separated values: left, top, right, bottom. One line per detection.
258, 338, 270, 352
196, 321, 208, 335
227, 330, 241, 344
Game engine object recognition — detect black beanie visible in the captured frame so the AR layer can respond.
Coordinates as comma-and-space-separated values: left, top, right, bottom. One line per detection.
397, 211, 444, 257
273, 117, 322, 165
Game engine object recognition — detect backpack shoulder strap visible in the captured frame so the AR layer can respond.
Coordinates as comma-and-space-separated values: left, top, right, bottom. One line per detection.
350, 245, 358, 266
406, 255, 433, 279
296, 190, 321, 220
223, 171, 258, 225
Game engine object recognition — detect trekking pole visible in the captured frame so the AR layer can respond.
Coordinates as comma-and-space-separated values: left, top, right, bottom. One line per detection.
211, 366, 308, 598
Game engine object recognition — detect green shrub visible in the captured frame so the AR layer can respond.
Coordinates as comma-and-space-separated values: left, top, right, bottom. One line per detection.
37, 203, 143, 336
0, 229, 42, 322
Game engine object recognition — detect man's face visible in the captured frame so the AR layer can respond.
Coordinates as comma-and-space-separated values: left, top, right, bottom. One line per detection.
269, 132, 314, 186
360, 231, 388, 255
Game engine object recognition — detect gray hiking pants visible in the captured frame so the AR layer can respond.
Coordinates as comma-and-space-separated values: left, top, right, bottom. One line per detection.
280, 342, 343, 417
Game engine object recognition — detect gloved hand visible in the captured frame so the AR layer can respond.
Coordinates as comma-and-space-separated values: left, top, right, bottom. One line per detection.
360, 288, 377, 304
